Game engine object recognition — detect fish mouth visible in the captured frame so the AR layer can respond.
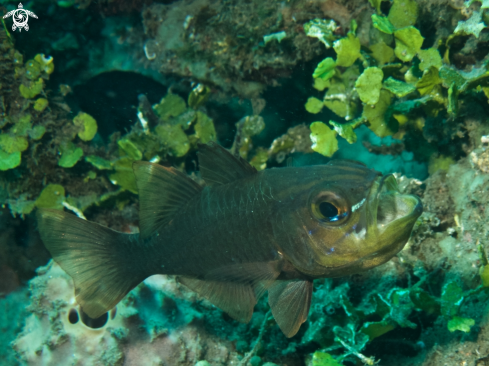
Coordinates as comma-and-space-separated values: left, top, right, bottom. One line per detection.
363, 174, 422, 266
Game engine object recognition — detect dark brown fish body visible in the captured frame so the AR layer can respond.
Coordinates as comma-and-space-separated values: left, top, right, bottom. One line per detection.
37, 142, 422, 337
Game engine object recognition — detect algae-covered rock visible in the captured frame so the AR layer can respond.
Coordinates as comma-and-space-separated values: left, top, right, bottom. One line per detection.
355, 67, 383, 105
73, 112, 98, 141
310, 121, 338, 157
454, 11, 486, 38
35, 184, 66, 210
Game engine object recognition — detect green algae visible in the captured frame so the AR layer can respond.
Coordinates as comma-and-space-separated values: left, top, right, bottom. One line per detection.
35, 184, 66, 210
329, 119, 364, 144
447, 317, 475, 333
388, 0, 418, 29
369, 42, 395, 66
309, 121, 338, 157
118, 138, 143, 160
0, 150, 21, 170
58, 143, 83, 168
383, 77, 416, 97
263, 31, 286, 44
355, 67, 383, 105
333, 33, 361, 67
85, 155, 112, 170
29, 125, 46, 140
417, 48, 443, 71
193, 111, 216, 144
311, 352, 342, 366
416, 66, 442, 96
313, 58, 336, 80
33, 98, 48, 112
305, 97, 324, 114
394, 27, 424, 62
0, 134, 28, 153
363, 90, 395, 137
19, 78, 43, 99
110, 157, 138, 194
155, 124, 190, 157
371, 14, 395, 34
73, 112, 98, 141
153, 93, 187, 121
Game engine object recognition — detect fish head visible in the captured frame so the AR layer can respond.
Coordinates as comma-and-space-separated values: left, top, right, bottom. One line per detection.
273, 161, 423, 276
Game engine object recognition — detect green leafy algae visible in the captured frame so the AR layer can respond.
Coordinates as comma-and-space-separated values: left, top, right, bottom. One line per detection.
313, 58, 336, 80
417, 48, 443, 71
19, 78, 44, 99
73, 112, 98, 141
447, 83, 459, 116
0, 134, 28, 153
118, 138, 143, 160
388, 0, 418, 29
35, 184, 66, 210
370, 42, 395, 66
0, 150, 21, 171
193, 111, 216, 144
155, 124, 190, 157
447, 317, 475, 333
153, 93, 187, 121
11, 114, 32, 136
371, 14, 395, 34
33, 98, 48, 112
309, 121, 338, 157
441, 282, 463, 318
58, 143, 83, 168
355, 67, 383, 105
263, 31, 286, 44
363, 90, 396, 137
110, 157, 138, 194
383, 77, 416, 97
304, 18, 337, 48
313, 78, 330, 91
29, 125, 46, 140
329, 119, 364, 144
305, 97, 324, 114
333, 33, 361, 67
85, 155, 113, 170
311, 352, 342, 366
416, 66, 442, 96
394, 27, 424, 62
368, 0, 382, 13
454, 11, 486, 38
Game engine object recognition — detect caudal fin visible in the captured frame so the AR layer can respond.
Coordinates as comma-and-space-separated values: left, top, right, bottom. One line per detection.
36, 209, 146, 318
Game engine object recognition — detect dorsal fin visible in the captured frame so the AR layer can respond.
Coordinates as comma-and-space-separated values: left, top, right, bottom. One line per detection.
133, 161, 203, 239
197, 142, 257, 186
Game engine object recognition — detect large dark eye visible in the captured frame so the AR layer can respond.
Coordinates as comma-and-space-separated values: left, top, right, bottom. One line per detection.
311, 191, 350, 225
319, 202, 339, 220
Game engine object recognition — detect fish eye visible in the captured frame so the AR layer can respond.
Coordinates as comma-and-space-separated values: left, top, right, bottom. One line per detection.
311, 191, 350, 225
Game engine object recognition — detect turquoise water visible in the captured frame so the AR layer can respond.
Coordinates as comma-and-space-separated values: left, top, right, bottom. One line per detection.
1, 0, 489, 365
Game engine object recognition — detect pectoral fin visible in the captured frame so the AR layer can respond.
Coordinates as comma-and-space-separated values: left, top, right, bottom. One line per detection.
268, 280, 313, 338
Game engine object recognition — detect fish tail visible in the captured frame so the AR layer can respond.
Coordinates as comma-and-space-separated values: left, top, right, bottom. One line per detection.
36, 209, 147, 319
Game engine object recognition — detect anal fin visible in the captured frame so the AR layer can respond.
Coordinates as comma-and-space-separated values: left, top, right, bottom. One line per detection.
268, 280, 313, 338
178, 276, 256, 323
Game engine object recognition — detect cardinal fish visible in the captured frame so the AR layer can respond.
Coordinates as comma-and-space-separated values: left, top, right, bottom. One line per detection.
37, 142, 422, 337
